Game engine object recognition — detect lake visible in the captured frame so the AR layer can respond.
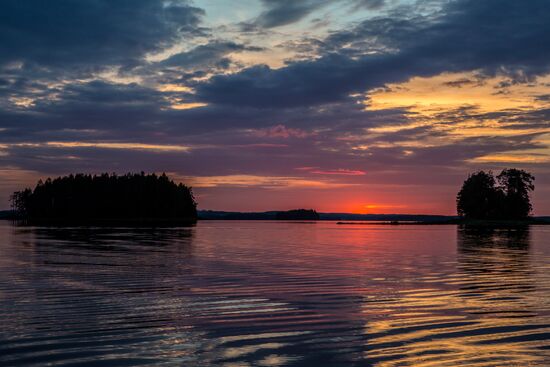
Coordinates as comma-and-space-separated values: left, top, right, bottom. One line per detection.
1, 221, 550, 366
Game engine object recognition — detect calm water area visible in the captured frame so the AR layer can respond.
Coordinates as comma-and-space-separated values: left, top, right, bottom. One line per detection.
1, 221, 550, 366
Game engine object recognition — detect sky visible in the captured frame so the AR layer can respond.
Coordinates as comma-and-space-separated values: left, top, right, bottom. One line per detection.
2, 0, 550, 214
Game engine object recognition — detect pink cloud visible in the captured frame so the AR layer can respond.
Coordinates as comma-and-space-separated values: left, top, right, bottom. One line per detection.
251, 124, 312, 139
297, 167, 367, 176
295, 166, 319, 171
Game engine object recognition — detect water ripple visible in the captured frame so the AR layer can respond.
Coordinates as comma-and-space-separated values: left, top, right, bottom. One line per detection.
1, 223, 550, 366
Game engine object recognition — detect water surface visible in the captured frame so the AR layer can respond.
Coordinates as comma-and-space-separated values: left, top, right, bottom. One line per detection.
1, 221, 550, 366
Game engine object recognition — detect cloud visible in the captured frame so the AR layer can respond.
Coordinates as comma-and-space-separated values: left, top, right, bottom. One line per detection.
196, 0, 550, 108
253, 0, 331, 28
296, 166, 367, 175
159, 41, 263, 70
195, 55, 363, 107
182, 174, 358, 189
11, 141, 191, 152
250, 125, 312, 138
469, 154, 550, 164
0, 0, 205, 70
350, 0, 386, 11
309, 169, 367, 176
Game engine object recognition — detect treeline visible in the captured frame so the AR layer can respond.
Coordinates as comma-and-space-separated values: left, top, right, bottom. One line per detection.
275, 209, 319, 220
198, 209, 321, 220
10, 172, 197, 224
457, 169, 534, 220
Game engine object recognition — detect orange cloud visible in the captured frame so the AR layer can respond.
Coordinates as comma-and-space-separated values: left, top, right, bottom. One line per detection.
366, 72, 550, 115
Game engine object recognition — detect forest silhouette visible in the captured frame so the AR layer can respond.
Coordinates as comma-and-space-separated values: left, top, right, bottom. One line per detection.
10, 172, 197, 225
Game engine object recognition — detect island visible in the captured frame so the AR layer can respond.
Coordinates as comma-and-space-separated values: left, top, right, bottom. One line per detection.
10, 172, 197, 225
454, 168, 543, 226
275, 209, 320, 221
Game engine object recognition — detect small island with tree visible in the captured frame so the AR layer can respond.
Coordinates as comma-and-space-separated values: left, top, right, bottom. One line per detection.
456, 168, 541, 225
275, 209, 320, 221
10, 172, 197, 225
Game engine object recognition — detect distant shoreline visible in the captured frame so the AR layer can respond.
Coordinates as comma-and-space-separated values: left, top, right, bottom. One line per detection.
1, 209, 549, 227
336, 219, 550, 226
197, 210, 550, 224
197, 210, 458, 222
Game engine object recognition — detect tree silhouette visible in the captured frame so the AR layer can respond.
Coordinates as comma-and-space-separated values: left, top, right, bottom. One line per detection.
456, 171, 501, 219
10, 172, 197, 224
497, 169, 535, 219
457, 169, 534, 220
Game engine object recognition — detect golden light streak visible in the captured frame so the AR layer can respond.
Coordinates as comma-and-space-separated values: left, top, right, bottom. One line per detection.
368, 124, 426, 134
13, 142, 191, 152
181, 174, 359, 189
469, 154, 550, 164
351, 140, 438, 150
170, 102, 208, 110
157, 84, 194, 93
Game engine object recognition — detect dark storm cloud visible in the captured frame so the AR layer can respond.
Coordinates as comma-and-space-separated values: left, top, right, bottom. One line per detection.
197, 0, 550, 108
0, 0, 205, 70
0, 81, 172, 143
0, 87, 363, 147
160, 41, 263, 70
195, 55, 362, 107
253, 0, 331, 28
55, 81, 166, 106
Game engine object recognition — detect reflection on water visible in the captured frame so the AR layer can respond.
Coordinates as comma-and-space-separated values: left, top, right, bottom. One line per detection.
364, 227, 543, 366
1, 222, 550, 366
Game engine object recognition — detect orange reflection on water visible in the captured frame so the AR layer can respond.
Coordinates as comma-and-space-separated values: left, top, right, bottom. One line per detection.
362, 227, 550, 366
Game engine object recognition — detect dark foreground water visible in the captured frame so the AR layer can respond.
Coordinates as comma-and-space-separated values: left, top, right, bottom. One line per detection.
1, 221, 550, 366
